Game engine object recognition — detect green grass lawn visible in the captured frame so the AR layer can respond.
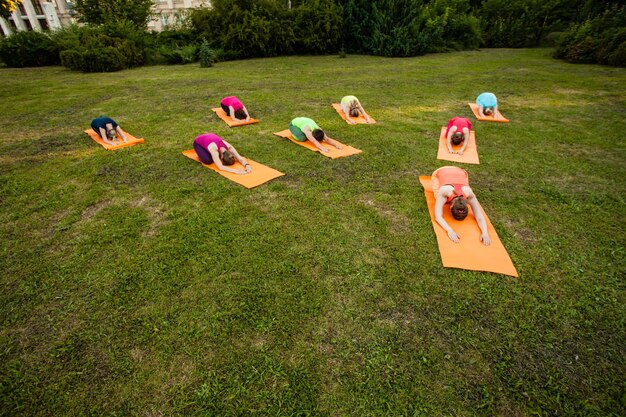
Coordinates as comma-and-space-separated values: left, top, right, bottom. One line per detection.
1, 48, 625, 416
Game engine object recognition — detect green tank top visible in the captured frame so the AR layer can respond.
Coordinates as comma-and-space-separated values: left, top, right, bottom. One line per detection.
341, 95, 358, 106
291, 117, 319, 132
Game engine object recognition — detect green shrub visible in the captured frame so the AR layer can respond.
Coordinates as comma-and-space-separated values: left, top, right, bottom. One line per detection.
555, 5, 626, 67
0, 31, 59, 67
60, 46, 125, 72
72, 0, 154, 28
223, 10, 272, 58
341, 0, 480, 57
607, 41, 626, 66
198, 39, 216, 67
59, 49, 83, 71
157, 28, 196, 47
53, 24, 146, 72
158, 45, 198, 64
81, 46, 126, 72
190, 0, 340, 59
479, 0, 581, 48
51, 24, 92, 52
293, 0, 342, 54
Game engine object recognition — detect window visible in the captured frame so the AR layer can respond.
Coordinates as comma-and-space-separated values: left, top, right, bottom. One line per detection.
39, 18, 49, 30
33, 1, 45, 15
18, 3, 27, 14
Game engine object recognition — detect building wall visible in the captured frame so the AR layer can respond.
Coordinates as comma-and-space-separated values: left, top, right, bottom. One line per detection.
0, 0, 211, 37
0, 0, 73, 37
149, 0, 210, 32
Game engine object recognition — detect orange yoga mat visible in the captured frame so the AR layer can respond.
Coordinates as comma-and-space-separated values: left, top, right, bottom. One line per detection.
419, 176, 518, 277
84, 129, 144, 150
331, 103, 377, 124
437, 127, 480, 165
468, 103, 509, 123
211, 108, 259, 127
182, 149, 283, 188
273, 130, 362, 159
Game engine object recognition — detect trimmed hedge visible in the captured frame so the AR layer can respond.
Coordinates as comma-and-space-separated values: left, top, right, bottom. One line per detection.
61, 46, 127, 72
0, 31, 59, 67
52, 24, 146, 72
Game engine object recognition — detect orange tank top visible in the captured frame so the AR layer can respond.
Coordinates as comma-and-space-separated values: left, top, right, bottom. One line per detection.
434, 167, 469, 203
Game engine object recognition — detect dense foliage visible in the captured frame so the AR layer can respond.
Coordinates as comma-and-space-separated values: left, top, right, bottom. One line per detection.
554, 4, 625, 66
0, 31, 59, 67
72, 0, 154, 28
54, 23, 146, 72
340, 0, 480, 56
477, 0, 581, 48
190, 0, 342, 59
0, 0, 623, 69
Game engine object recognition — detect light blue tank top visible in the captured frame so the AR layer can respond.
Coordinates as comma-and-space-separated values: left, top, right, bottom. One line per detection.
476, 92, 497, 108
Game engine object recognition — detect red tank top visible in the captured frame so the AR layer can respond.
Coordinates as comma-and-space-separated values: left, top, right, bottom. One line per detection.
194, 133, 226, 151
435, 167, 469, 203
221, 96, 243, 111
445, 117, 472, 137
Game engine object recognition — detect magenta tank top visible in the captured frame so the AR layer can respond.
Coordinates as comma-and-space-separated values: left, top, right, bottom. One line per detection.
221, 96, 243, 111
194, 133, 226, 151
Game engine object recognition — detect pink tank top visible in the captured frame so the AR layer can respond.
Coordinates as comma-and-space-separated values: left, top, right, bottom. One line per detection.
445, 117, 472, 137
434, 167, 469, 203
194, 133, 226, 151
221, 96, 243, 111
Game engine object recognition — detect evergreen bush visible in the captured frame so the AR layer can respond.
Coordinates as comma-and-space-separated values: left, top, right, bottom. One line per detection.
53, 25, 146, 72
59, 49, 84, 71
158, 45, 198, 64
0, 31, 59, 67
199, 39, 216, 67
554, 5, 626, 67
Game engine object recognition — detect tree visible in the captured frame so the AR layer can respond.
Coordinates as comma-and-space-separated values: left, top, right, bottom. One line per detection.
0, 0, 23, 19
73, 0, 154, 28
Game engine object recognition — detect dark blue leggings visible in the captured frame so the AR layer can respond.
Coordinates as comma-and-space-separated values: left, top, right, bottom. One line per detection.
193, 141, 214, 164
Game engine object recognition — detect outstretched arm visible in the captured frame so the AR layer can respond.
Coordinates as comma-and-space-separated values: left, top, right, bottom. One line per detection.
357, 103, 373, 123
467, 194, 491, 245
434, 192, 460, 243
242, 105, 251, 121
478, 104, 485, 118
492, 105, 499, 120
341, 103, 355, 124
223, 140, 251, 173
303, 128, 330, 153
446, 126, 456, 153
116, 126, 127, 143
458, 128, 470, 155
208, 144, 246, 175
322, 135, 343, 150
